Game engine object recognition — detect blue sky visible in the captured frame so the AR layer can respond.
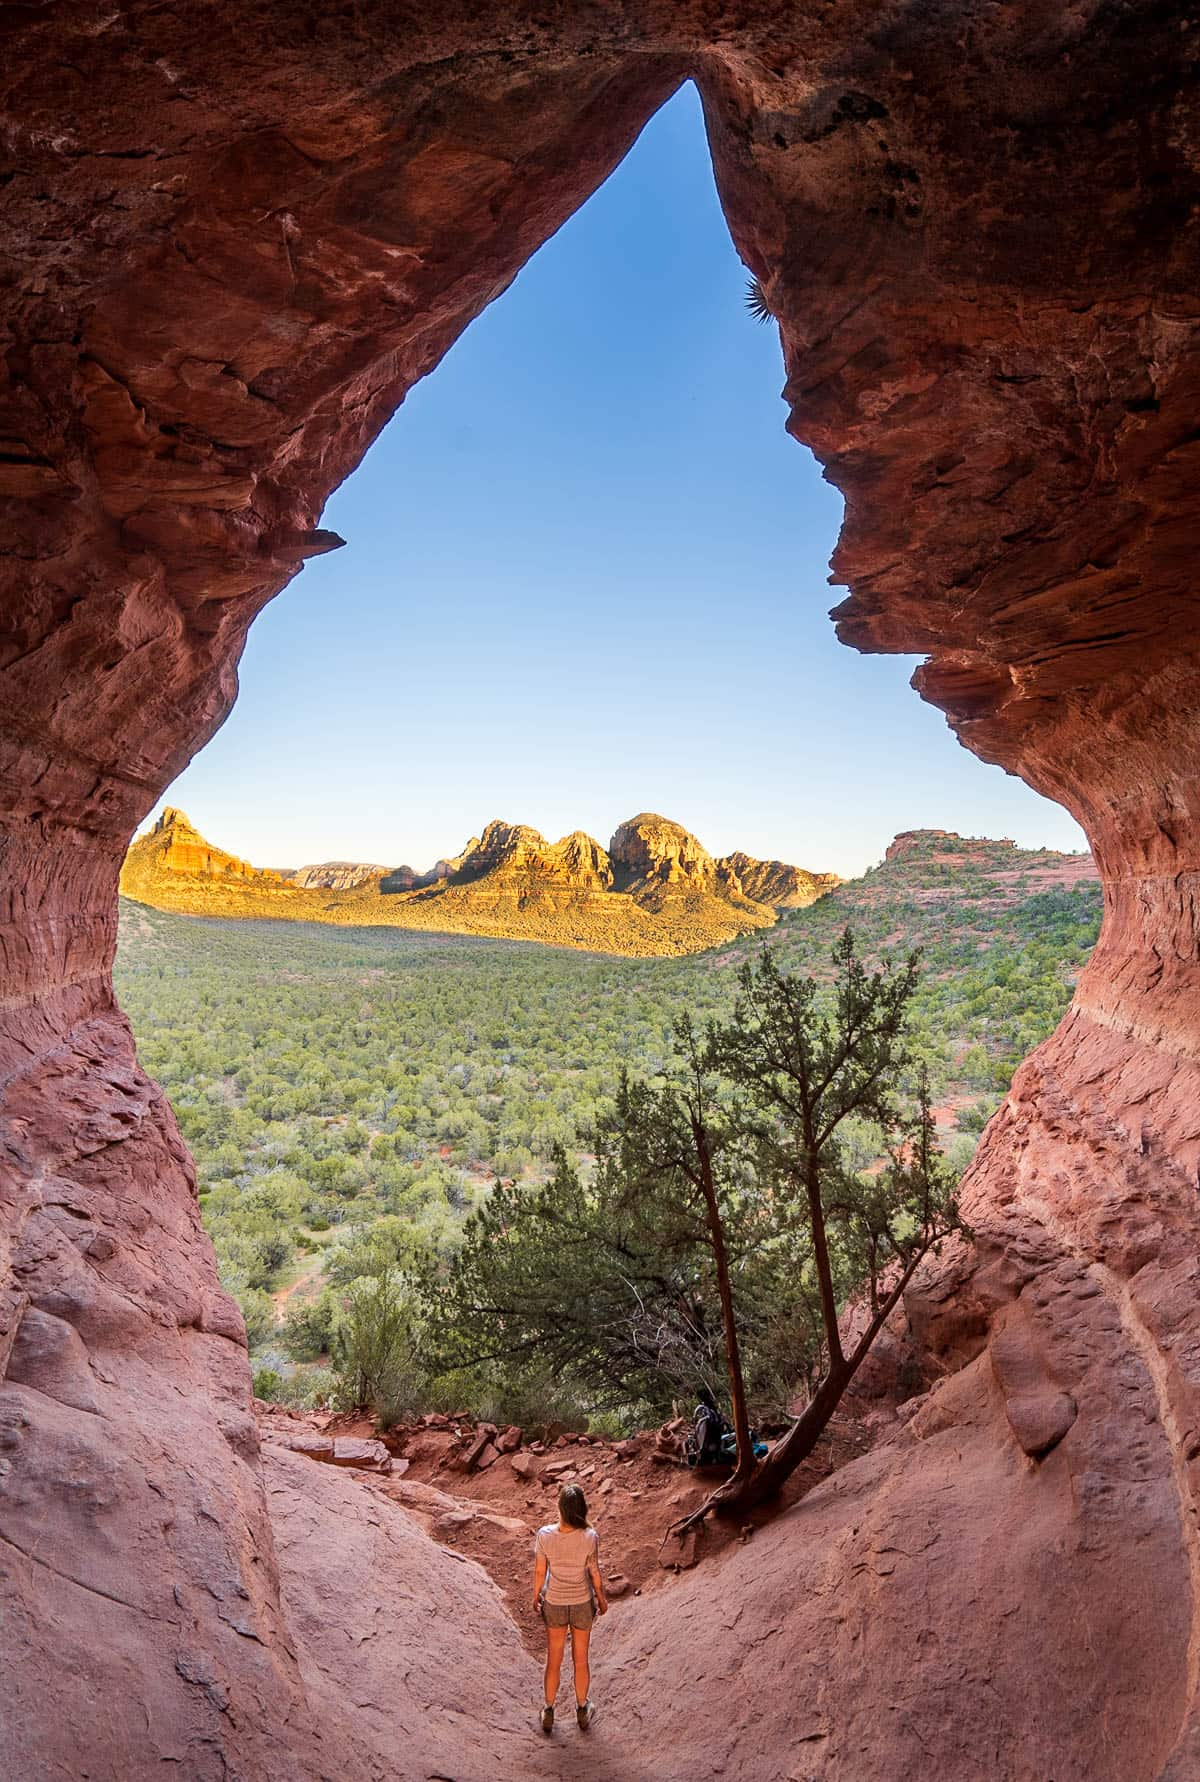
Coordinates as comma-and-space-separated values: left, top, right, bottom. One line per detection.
153, 84, 1087, 880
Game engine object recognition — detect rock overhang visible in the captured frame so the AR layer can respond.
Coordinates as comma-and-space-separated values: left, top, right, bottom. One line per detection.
2, 5, 1200, 1778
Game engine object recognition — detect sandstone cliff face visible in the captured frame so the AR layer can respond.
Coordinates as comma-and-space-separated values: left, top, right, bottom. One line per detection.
2, 4, 1199, 1778
449, 818, 615, 891
120, 808, 307, 916
719, 849, 842, 908
283, 861, 389, 890
545, 828, 616, 890
120, 809, 817, 954
130, 807, 284, 886
609, 811, 718, 893
370, 813, 784, 950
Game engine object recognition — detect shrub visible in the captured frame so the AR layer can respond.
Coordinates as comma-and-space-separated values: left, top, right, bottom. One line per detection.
280, 1291, 336, 1362
273, 1367, 334, 1412
253, 1367, 284, 1401
325, 1216, 422, 1288
587, 1409, 633, 1441
330, 1267, 425, 1424
466, 1363, 604, 1440
958, 1096, 1000, 1134
238, 1286, 277, 1349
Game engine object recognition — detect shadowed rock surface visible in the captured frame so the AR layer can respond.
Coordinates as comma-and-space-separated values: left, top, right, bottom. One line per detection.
2, 3, 1199, 1777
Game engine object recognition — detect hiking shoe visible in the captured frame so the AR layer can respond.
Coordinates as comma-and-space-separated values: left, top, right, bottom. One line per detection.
577, 1701, 594, 1731
540, 1705, 554, 1736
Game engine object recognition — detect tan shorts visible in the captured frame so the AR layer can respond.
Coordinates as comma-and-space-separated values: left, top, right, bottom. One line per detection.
541, 1599, 595, 1630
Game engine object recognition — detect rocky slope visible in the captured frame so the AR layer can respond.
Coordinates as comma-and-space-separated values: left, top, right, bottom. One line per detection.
2, 4, 1199, 1779
120, 808, 305, 912
882, 828, 1095, 885
120, 808, 834, 956
263, 1444, 556, 1782
256, 1224, 1189, 1782
380, 838, 479, 893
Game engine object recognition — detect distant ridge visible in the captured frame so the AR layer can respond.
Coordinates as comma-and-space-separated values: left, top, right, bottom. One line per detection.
282, 861, 390, 890
119, 809, 840, 958
719, 849, 841, 910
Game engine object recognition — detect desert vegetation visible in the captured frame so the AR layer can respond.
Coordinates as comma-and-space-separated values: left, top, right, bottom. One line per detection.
426, 934, 964, 1513
114, 832, 1099, 1428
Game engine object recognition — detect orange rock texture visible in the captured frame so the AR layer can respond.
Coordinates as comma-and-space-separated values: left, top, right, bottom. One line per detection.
1, 5, 1199, 1779
131, 807, 285, 884
121, 807, 830, 953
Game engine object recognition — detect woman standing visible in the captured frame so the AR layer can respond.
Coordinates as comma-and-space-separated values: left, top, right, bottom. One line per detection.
532, 1483, 608, 1734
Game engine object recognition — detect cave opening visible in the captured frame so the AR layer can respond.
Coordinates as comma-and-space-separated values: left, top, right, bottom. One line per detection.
108, 81, 1105, 1419
144, 80, 1085, 880
3, 13, 1200, 1779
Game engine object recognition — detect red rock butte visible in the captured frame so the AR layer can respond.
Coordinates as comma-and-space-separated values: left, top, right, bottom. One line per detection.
1, 6, 1198, 1779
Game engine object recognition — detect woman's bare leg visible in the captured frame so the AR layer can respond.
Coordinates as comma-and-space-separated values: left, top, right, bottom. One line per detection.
544, 1625, 568, 1708
570, 1625, 591, 1706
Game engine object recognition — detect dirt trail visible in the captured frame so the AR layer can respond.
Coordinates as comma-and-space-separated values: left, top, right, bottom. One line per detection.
270, 1249, 325, 1319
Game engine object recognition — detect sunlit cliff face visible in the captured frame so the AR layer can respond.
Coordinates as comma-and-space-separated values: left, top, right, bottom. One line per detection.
119, 807, 834, 953
1, 4, 1199, 1777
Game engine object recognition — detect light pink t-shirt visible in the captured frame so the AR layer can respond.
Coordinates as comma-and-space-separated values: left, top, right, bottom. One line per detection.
535, 1523, 599, 1607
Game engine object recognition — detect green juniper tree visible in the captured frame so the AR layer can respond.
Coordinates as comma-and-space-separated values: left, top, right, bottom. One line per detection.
593, 1020, 760, 1487
422, 1149, 729, 1417
423, 930, 962, 1517
697, 932, 964, 1516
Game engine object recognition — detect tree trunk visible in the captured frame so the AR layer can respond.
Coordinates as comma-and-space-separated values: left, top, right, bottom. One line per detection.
805, 1156, 844, 1369
708, 1248, 923, 1516
695, 1123, 755, 1485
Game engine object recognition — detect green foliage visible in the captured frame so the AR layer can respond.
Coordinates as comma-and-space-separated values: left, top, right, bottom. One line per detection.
238, 1287, 277, 1350
252, 1366, 284, 1401
114, 843, 1100, 1431
330, 1267, 425, 1425
452, 1362, 608, 1440
428, 935, 963, 1432
280, 1292, 336, 1362
271, 1368, 335, 1412
586, 1409, 629, 1442
745, 275, 773, 322
695, 936, 967, 1506
324, 1216, 425, 1287
423, 1155, 688, 1413
711, 935, 962, 1334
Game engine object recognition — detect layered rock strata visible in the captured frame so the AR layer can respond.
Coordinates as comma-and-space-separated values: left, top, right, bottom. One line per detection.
132, 807, 284, 884
2, 3, 1199, 1778
719, 849, 841, 909
282, 861, 389, 890
121, 807, 830, 952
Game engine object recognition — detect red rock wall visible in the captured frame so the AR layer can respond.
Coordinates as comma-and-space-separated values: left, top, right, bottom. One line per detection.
1, 5, 1198, 1777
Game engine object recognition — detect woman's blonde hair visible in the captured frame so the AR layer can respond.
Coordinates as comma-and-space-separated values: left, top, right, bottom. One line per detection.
558, 1483, 588, 1529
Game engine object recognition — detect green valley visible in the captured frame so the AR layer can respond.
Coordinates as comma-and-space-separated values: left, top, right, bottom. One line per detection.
114, 829, 1101, 1419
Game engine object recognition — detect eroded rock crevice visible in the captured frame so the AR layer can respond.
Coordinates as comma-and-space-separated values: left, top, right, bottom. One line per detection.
2, 4, 1198, 1776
